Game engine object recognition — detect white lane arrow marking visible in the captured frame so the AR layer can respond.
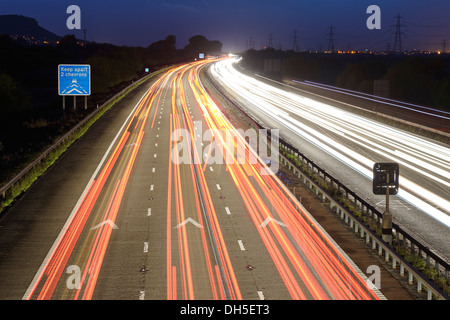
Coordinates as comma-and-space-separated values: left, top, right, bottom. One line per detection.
260, 217, 287, 228
175, 218, 203, 229
91, 219, 119, 230
125, 143, 140, 148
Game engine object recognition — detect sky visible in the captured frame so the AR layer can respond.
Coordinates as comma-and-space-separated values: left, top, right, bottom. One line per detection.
1, 0, 450, 52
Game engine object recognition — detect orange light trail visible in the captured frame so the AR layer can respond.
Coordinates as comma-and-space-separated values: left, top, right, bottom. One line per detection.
186, 60, 381, 300
166, 61, 242, 300
24, 66, 176, 299
23, 60, 380, 301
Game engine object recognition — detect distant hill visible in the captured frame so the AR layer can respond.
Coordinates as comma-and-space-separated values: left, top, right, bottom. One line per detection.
0, 15, 61, 45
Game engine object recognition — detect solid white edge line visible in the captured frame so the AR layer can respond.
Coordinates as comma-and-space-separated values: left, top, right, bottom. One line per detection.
22, 82, 155, 300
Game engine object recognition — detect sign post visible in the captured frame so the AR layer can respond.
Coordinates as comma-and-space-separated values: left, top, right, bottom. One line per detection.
373, 163, 399, 245
58, 64, 91, 110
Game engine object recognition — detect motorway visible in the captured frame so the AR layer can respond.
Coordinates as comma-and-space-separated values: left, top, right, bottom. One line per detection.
0, 60, 382, 300
210, 58, 450, 261
288, 80, 450, 134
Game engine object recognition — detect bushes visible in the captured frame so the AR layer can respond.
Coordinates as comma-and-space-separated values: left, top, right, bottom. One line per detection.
0, 70, 163, 214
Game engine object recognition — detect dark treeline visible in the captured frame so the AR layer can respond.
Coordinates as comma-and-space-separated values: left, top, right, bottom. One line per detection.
241, 48, 450, 110
0, 33, 222, 183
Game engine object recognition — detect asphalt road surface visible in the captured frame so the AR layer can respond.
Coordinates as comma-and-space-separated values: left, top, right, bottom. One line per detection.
210, 58, 450, 263
0, 60, 383, 300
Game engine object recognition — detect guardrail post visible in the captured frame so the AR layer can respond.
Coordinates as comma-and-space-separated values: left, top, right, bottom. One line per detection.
221, 87, 450, 300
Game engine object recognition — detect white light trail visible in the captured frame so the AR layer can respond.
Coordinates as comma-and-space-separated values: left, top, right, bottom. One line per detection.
212, 58, 450, 228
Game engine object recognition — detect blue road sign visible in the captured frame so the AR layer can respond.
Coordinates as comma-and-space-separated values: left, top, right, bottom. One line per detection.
58, 64, 91, 96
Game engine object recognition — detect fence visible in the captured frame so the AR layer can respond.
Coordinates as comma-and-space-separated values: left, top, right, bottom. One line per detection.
0, 67, 167, 212
203, 66, 450, 300
278, 141, 449, 300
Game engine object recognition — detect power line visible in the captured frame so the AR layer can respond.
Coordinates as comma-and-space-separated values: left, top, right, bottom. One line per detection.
391, 14, 406, 53
268, 33, 273, 48
247, 36, 255, 50
327, 25, 336, 53
292, 30, 299, 52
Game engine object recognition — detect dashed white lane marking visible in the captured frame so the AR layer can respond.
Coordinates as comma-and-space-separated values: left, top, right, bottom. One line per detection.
150, 185, 154, 191
155, 143, 158, 147
154, 153, 157, 158
147, 208, 152, 216
238, 240, 245, 251
225, 207, 231, 215
152, 168, 155, 173
216, 184, 221, 190
139, 290, 145, 300
209, 167, 214, 172
22, 81, 154, 300
257, 291, 265, 300
143, 242, 149, 253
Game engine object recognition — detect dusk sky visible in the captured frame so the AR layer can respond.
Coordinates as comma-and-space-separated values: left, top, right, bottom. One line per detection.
1, 0, 449, 52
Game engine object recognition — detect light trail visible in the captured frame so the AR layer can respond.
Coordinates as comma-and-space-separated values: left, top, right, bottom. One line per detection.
299, 80, 450, 120
23, 60, 383, 300
188, 60, 381, 299
167, 61, 242, 300
211, 58, 450, 228
23, 69, 173, 300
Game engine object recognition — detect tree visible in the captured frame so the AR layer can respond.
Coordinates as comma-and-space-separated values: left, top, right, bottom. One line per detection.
147, 35, 177, 64
0, 73, 31, 120
433, 76, 450, 109
183, 35, 222, 60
